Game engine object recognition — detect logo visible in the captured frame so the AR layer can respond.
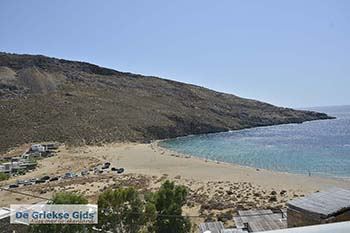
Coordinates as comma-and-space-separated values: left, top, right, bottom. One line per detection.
10, 204, 98, 225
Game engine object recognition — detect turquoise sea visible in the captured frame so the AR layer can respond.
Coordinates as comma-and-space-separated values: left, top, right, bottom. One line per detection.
160, 106, 350, 179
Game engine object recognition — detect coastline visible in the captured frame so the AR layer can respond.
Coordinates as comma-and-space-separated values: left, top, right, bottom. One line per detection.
1, 142, 350, 224
2, 142, 349, 192
156, 139, 350, 181
151, 142, 350, 189
156, 114, 350, 181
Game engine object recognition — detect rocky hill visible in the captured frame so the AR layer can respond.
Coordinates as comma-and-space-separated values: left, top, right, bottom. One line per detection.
0, 52, 332, 153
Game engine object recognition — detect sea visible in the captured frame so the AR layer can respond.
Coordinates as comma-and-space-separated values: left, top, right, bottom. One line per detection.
159, 105, 350, 179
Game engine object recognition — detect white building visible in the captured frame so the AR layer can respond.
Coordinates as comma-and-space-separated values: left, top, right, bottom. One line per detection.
2, 163, 12, 173
0, 165, 5, 173
30, 144, 45, 152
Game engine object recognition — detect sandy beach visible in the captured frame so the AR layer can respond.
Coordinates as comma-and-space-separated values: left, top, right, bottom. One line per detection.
1, 142, 350, 226
116, 142, 350, 191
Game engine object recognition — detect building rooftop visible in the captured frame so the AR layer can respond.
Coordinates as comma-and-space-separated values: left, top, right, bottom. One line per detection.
221, 229, 248, 233
233, 209, 287, 232
287, 188, 350, 218
199, 221, 225, 233
257, 221, 350, 233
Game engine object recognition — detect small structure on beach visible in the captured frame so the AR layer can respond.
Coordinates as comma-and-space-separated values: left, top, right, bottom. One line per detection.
233, 209, 287, 232
0, 158, 36, 174
24, 143, 59, 159
43, 143, 59, 150
287, 187, 350, 228
0, 143, 59, 176
199, 221, 225, 233
221, 229, 248, 233
1, 162, 17, 174
199, 221, 247, 233
30, 144, 45, 153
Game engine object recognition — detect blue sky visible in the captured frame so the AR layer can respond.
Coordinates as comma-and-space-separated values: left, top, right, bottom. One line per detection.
0, 0, 349, 108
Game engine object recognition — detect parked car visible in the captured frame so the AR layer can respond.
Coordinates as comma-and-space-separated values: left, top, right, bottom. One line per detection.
16, 180, 25, 185
117, 168, 125, 174
49, 176, 59, 182
101, 165, 110, 169
94, 169, 104, 174
29, 178, 37, 183
81, 170, 89, 176
41, 176, 50, 181
23, 180, 32, 186
9, 184, 19, 188
35, 179, 46, 184
111, 167, 117, 171
64, 172, 73, 179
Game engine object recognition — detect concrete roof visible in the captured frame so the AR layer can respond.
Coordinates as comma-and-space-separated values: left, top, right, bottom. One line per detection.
287, 188, 350, 217
257, 221, 350, 233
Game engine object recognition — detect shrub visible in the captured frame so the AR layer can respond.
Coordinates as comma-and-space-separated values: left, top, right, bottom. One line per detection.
0, 172, 9, 181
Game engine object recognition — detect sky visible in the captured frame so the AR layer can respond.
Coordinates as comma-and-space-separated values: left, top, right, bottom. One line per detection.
0, 0, 349, 108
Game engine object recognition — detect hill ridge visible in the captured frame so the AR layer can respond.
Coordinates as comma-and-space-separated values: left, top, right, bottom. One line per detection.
0, 52, 333, 153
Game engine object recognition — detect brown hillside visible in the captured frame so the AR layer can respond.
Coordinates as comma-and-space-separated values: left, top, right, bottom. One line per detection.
0, 52, 332, 153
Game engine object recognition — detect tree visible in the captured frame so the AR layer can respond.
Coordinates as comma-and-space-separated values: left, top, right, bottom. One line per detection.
152, 180, 191, 233
29, 182, 192, 233
30, 192, 89, 233
97, 187, 150, 233
0, 172, 9, 181
51, 192, 88, 204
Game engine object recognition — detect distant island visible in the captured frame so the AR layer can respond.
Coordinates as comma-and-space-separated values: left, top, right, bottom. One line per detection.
0, 52, 333, 153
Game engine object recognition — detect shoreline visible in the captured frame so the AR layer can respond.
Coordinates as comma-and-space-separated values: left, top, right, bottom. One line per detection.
156, 140, 350, 182
152, 142, 350, 186
1, 142, 349, 224
2, 142, 349, 191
